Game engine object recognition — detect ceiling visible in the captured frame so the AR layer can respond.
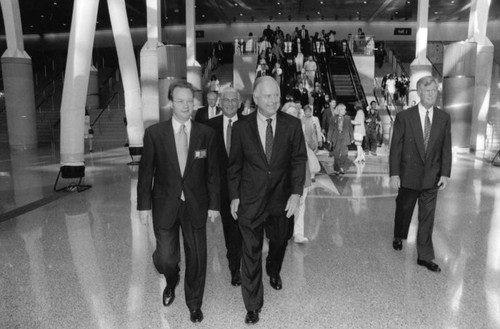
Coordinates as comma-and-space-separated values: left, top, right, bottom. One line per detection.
1, 0, 499, 35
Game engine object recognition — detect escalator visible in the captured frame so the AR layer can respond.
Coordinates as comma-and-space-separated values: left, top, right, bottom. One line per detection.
325, 47, 367, 116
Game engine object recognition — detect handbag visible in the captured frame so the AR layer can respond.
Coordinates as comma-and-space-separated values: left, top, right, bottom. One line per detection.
307, 147, 321, 174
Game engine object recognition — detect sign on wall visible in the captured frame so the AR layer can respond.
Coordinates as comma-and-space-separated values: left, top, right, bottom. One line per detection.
394, 28, 412, 36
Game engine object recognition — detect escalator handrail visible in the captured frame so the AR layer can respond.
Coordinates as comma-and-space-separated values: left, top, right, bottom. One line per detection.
344, 47, 368, 108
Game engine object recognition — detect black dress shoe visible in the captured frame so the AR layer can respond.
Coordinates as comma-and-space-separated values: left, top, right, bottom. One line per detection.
417, 259, 441, 272
189, 309, 204, 323
392, 239, 403, 250
245, 310, 260, 324
269, 275, 282, 290
162, 276, 180, 306
231, 270, 242, 286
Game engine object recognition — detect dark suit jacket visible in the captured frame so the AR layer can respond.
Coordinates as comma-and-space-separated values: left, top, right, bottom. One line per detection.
327, 115, 354, 146
137, 119, 220, 229
206, 115, 236, 203
227, 111, 307, 226
389, 106, 452, 191
194, 106, 222, 123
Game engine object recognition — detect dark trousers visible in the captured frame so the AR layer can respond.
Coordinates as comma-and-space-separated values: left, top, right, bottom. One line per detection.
332, 142, 348, 172
239, 211, 293, 311
152, 201, 207, 310
365, 129, 378, 153
393, 187, 438, 261
220, 201, 243, 273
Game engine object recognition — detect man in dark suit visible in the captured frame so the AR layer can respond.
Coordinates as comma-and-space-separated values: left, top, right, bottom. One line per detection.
390, 75, 452, 273
206, 87, 243, 287
228, 76, 307, 324
194, 91, 222, 123
137, 80, 220, 323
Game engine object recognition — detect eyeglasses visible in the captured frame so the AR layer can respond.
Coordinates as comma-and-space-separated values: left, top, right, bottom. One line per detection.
222, 98, 240, 104
173, 99, 194, 106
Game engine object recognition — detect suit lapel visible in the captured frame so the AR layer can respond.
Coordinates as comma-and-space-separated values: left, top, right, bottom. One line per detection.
164, 121, 182, 177
426, 108, 442, 157
409, 107, 426, 162
184, 120, 199, 177
249, 113, 269, 165
272, 113, 288, 164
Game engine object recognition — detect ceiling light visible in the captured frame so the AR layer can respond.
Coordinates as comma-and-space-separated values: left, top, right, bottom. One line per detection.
277, 1, 281, 4
434, 11, 438, 14
320, 1, 324, 4
356, 11, 359, 14
363, 1, 367, 3
234, 2, 238, 6
395, 11, 399, 14
278, 12, 282, 15
317, 11, 321, 15
202, 14, 205, 18
451, 0, 455, 3
240, 13, 243, 16
40, 14, 44, 18
53, 1, 58, 5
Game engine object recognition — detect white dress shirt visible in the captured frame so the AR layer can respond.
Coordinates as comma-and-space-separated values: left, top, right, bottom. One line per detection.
172, 117, 191, 146
256, 111, 276, 148
418, 103, 434, 135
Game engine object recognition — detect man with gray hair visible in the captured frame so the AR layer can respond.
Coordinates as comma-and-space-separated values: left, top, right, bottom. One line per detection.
228, 76, 307, 324
390, 76, 452, 273
206, 87, 243, 287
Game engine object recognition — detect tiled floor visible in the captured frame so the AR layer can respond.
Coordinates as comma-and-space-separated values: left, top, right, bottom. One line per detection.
1, 145, 500, 329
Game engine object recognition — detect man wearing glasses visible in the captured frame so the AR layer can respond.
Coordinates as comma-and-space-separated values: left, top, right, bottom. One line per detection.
206, 87, 243, 288
137, 80, 220, 323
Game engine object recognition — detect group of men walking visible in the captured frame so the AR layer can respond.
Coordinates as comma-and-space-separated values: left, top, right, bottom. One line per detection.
136, 74, 451, 325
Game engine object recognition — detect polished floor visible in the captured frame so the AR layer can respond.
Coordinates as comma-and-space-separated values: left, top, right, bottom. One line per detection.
1, 144, 500, 329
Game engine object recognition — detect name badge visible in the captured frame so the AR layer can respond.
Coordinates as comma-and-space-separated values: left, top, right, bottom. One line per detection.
195, 149, 207, 159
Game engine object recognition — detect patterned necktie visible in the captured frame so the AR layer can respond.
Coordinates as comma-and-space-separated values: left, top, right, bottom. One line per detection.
226, 119, 232, 155
265, 118, 273, 163
176, 124, 188, 176
424, 110, 431, 151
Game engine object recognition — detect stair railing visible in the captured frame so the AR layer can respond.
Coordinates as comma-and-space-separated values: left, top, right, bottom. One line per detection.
345, 48, 368, 109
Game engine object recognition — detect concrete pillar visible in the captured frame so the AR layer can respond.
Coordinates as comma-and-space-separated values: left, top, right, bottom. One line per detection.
107, 0, 144, 152
185, 0, 202, 107
0, 0, 37, 151
443, 42, 477, 148
467, 0, 493, 151
140, 0, 162, 128
409, 0, 433, 105
59, 0, 99, 172
86, 65, 100, 110
159, 44, 186, 121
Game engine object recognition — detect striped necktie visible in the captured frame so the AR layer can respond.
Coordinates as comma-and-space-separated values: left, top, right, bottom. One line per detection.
265, 119, 273, 163
424, 110, 431, 151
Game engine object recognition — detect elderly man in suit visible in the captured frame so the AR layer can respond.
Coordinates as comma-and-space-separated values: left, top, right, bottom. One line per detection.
195, 91, 222, 123
390, 75, 452, 273
228, 76, 307, 324
206, 87, 243, 287
327, 103, 354, 175
137, 80, 220, 323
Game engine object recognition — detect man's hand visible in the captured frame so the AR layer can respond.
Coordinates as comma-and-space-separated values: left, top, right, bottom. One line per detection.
139, 210, 152, 226
208, 210, 220, 223
285, 194, 301, 218
390, 176, 400, 189
230, 199, 240, 220
437, 176, 448, 190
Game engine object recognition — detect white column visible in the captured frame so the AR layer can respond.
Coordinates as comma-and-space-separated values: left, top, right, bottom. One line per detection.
0, 0, 37, 151
185, 0, 202, 107
409, 0, 432, 105
467, 0, 493, 151
59, 0, 99, 168
107, 0, 144, 149
140, 0, 162, 128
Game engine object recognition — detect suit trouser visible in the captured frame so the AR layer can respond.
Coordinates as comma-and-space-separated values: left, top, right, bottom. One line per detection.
332, 143, 348, 172
393, 187, 438, 261
239, 212, 293, 311
152, 201, 207, 310
220, 201, 243, 273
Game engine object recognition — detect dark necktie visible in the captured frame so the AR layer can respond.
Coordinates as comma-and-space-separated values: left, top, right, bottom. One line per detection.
265, 118, 273, 163
226, 119, 232, 155
424, 110, 431, 151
